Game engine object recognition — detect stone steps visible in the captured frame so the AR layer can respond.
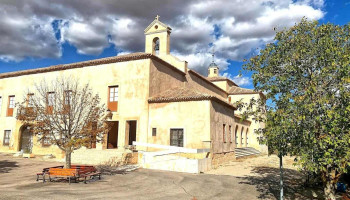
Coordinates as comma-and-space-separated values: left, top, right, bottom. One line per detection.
235, 147, 260, 158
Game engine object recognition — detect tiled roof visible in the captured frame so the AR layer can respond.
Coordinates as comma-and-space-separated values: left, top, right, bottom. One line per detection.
0, 52, 186, 79
148, 86, 236, 110
206, 76, 238, 86
228, 86, 259, 95
188, 70, 227, 94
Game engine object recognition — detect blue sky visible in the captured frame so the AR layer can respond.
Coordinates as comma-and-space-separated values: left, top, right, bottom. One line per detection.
0, 0, 348, 89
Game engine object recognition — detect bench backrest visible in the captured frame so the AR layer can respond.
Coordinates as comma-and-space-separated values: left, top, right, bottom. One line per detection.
78, 167, 97, 174
49, 168, 78, 176
43, 165, 63, 172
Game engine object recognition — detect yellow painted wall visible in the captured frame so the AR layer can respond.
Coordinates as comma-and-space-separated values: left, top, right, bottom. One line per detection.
230, 93, 266, 152
210, 101, 236, 154
211, 80, 229, 92
149, 59, 186, 96
186, 72, 227, 98
0, 59, 151, 158
148, 101, 211, 149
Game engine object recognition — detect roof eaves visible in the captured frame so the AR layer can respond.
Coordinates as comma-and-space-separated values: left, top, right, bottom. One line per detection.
150, 56, 186, 76
0, 53, 187, 79
144, 20, 171, 33
209, 77, 238, 87
0, 53, 152, 79
148, 95, 237, 110
188, 70, 228, 95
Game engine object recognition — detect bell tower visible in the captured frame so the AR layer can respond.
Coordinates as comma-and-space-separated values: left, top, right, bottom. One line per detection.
208, 48, 219, 77
144, 15, 171, 55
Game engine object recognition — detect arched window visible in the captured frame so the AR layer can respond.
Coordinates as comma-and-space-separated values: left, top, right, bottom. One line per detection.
241, 127, 244, 145
235, 125, 238, 145
153, 37, 160, 55
246, 128, 249, 147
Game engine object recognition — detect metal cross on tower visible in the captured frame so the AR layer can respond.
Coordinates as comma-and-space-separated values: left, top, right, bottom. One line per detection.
211, 46, 215, 63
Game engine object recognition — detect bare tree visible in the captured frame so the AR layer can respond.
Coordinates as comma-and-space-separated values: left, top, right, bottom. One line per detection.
17, 76, 111, 168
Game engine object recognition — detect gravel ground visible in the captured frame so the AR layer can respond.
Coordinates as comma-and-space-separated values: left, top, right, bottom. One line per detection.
0, 153, 327, 200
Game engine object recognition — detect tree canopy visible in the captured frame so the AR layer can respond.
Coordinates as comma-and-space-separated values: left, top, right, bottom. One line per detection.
17, 76, 110, 168
243, 19, 350, 199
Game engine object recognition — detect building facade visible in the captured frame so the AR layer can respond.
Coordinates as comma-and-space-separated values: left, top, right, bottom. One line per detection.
0, 17, 265, 172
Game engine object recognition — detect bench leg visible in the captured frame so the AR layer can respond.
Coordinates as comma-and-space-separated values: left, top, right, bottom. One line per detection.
43, 174, 46, 183
36, 175, 39, 181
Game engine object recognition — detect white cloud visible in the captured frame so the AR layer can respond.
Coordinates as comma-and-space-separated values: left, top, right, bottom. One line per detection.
222, 73, 251, 86
174, 52, 229, 75
0, 0, 325, 79
61, 18, 111, 55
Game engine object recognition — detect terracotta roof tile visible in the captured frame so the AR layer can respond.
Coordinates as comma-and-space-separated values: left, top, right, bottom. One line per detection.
188, 70, 228, 94
0, 52, 186, 79
228, 86, 259, 95
206, 76, 238, 86
148, 86, 236, 110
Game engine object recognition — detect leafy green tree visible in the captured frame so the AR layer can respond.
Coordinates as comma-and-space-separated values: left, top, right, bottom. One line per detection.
243, 19, 350, 199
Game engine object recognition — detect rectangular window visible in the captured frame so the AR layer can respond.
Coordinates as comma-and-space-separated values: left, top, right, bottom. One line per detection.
229, 125, 232, 143
170, 129, 184, 147
27, 94, 34, 107
48, 92, 55, 106
3, 130, 11, 145
223, 124, 226, 143
152, 128, 157, 137
42, 136, 51, 146
7, 96, 15, 117
47, 92, 55, 114
108, 86, 119, 112
64, 90, 72, 105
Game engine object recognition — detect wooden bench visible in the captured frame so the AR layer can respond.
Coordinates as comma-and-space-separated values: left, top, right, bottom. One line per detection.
48, 168, 79, 184
37, 165, 101, 184
72, 165, 101, 183
36, 165, 63, 182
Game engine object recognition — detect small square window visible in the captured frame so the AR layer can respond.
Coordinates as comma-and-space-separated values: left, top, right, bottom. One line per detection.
152, 128, 157, 136
42, 136, 51, 146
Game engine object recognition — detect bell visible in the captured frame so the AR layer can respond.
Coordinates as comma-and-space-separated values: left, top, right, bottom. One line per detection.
155, 42, 159, 51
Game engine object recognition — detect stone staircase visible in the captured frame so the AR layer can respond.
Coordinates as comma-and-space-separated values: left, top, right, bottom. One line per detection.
235, 147, 260, 158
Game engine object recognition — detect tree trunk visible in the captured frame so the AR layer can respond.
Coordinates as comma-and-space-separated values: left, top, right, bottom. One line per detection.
65, 151, 72, 169
279, 154, 284, 200
324, 178, 336, 200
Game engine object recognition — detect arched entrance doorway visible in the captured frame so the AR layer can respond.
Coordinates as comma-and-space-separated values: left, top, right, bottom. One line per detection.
19, 126, 33, 153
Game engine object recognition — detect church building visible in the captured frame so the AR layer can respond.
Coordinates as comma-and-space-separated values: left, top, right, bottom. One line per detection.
0, 17, 265, 173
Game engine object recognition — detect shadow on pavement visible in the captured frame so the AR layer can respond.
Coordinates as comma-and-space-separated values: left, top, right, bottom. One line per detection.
238, 167, 324, 200
0, 160, 19, 173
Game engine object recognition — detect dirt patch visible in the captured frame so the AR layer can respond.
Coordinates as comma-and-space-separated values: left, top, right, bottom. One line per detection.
206, 155, 332, 199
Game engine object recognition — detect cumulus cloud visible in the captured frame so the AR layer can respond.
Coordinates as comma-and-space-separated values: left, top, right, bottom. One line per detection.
222, 73, 251, 86
174, 52, 229, 75
0, 0, 325, 78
